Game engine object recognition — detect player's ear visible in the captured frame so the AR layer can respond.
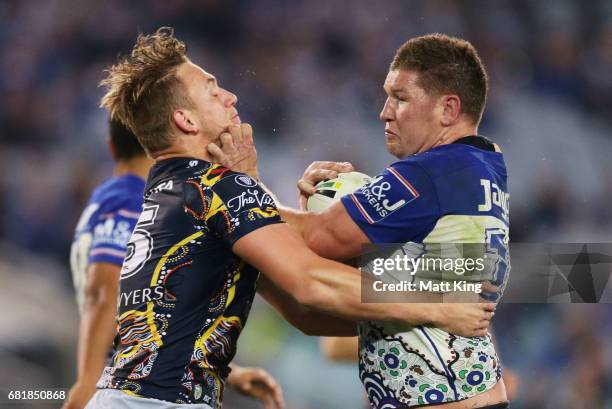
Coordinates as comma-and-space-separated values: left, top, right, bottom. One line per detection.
173, 109, 199, 134
440, 95, 461, 126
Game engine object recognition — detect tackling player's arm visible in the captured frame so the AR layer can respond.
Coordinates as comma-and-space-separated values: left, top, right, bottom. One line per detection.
63, 262, 120, 409
233, 222, 493, 334
198, 167, 435, 327
257, 275, 357, 336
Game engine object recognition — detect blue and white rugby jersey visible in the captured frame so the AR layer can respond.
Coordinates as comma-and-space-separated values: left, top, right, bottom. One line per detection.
70, 174, 145, 315
341, 136, 509, 408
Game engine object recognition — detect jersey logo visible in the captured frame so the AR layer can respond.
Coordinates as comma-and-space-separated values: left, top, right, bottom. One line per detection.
235, 175, 257, 187
350, 167, 419, 224
92, 219, 133, 247
213, 175, 275, 217
226, 189, 274, 215
150, 180, 173, 194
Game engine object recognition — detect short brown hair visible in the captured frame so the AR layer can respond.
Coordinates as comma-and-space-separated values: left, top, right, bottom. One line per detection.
100, 27, 193, 154
391, 34, 488, 125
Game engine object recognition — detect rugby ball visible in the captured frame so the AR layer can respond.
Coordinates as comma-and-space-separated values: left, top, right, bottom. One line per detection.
306, 171, 371, 212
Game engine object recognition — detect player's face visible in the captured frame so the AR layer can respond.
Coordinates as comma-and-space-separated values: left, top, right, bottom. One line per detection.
178, 61, 241, 140
380, 69, 443, 159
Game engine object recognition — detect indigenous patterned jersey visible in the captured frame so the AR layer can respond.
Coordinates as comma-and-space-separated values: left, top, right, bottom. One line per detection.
97, 158, 281, 407
70, 174, 145, 315
341, 136, 510, 408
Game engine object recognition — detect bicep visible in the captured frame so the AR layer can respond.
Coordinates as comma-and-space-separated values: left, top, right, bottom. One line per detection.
234, 222, 360, 305
304, 201, 370, 261
233, 223, 316, 296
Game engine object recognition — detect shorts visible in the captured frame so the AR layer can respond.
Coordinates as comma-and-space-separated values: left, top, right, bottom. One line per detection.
85, 389, 215, 409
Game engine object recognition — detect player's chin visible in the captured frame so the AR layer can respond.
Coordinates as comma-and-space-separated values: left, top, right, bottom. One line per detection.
386, 142, 403, 158
387, 142, 415, 159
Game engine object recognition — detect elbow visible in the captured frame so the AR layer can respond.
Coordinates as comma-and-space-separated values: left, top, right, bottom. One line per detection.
83, 284, 114, 310
83, 288, 102, 308
304, 221, 352, 261
301, 213, 331, 256
304, 228, 336, 259
303, 224, 322, 254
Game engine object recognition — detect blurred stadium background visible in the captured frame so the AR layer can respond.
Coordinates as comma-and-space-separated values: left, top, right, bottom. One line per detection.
1, 0, 612, 408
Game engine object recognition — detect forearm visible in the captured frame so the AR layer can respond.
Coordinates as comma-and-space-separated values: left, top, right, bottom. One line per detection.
258, 276, 356, 336
272, 304, 356, 336
301, 259, 439, 324
235, 225, 436, 327
76, 296, 117, 383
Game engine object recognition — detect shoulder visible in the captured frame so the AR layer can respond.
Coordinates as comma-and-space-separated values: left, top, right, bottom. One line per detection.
182, 163, 280, 240
205, 167, 270, 215
181, 162, 257, 198
151, 159, 253, 190
404, 144, 508, 216
94, 177, 143, 216
183, 163, 272, 218
198, 163, 254, 188
399, 144, 506, 181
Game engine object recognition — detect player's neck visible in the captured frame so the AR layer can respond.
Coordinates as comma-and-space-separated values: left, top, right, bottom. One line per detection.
114, 156, 153, 180
153, 138, 215, 163
154, 150, 214, 163
432, 124, 478, 149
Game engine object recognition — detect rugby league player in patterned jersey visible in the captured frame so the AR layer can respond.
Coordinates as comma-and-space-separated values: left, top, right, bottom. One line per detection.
64, 119, 285, 409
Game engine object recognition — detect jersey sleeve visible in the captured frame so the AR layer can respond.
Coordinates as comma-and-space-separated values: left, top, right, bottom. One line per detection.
340, 161, 440, 244
184, 170, 282, 247
88, 206, 140, 266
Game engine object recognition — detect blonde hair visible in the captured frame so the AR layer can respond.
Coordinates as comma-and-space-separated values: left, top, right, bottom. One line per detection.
100, 27, 193, 154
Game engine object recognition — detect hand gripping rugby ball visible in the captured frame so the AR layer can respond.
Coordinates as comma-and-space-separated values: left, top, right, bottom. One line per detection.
306, 171, 371, 212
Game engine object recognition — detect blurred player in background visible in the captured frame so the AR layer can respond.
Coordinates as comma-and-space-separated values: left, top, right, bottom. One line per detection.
212, 34, 510, 408
86, 27, 493, 409
64, 119, 285, 409
65, 118, 151, 409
